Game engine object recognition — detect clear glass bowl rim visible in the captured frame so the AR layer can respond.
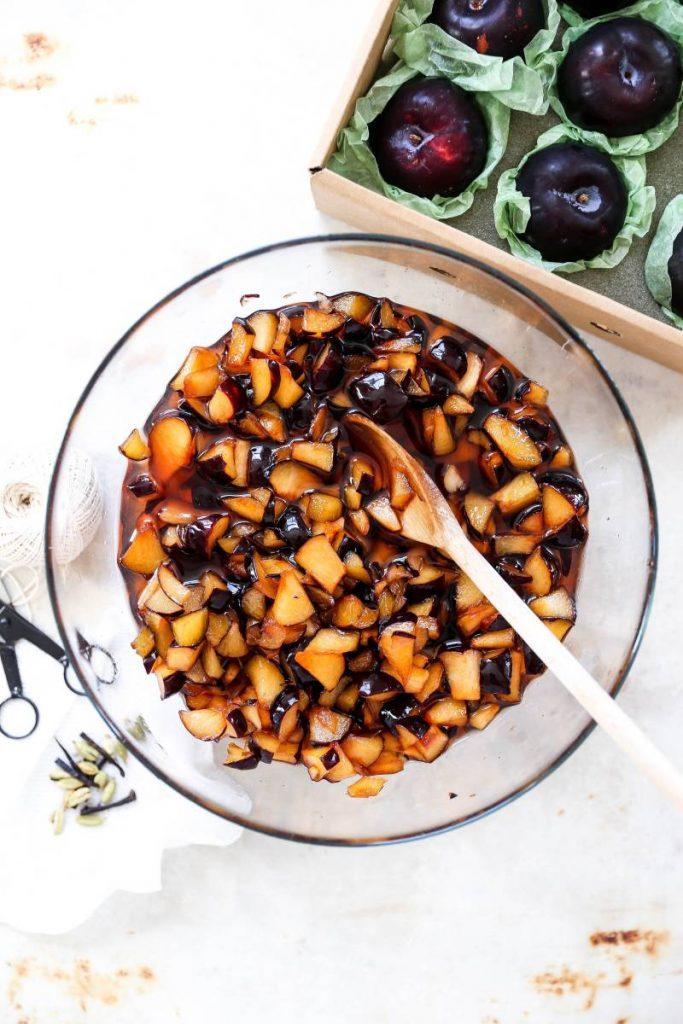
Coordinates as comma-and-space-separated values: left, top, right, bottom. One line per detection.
45, 233, 659, 847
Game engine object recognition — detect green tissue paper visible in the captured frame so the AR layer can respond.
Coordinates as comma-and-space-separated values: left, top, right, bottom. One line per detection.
644, 194, 683, 328
390, 0, 561, 114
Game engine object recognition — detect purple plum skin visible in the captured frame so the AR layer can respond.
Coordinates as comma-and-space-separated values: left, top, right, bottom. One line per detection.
517, 142, 627, 263
558, 17, 682, 138
369, 77, 488, 198
430, 0, 545, 59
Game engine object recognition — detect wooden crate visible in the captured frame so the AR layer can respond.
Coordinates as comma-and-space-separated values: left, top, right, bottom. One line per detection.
310, 0, 683, 372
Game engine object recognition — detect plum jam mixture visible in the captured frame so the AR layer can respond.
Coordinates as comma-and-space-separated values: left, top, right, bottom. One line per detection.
119, 293, 588, 798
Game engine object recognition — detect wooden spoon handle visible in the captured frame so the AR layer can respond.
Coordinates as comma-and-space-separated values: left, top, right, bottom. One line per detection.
442, 531, 683, 811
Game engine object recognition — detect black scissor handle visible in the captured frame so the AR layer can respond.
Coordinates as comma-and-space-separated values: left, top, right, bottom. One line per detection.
0, 645, 39, 739
76, 633, 117, 688
0, 603, 117, 740
0, 643, 23, 697
61, 656, 86, 696
0, 694, 39, 739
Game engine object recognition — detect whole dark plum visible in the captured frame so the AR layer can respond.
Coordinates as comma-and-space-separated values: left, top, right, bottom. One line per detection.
430, 0, 545, 59
517, 142, 627, 262
369, 76, 488, 198
558, 18, 682, 137
668, 227, 683, 317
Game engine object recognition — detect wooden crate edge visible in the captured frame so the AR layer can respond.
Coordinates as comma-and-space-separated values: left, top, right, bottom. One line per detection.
310, 170, 683, 373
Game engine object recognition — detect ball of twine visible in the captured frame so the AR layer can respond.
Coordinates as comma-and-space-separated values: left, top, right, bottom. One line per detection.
0, 450, 103, 571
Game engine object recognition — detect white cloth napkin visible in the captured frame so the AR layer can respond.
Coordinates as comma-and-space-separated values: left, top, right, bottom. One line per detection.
0, 611, 242, 935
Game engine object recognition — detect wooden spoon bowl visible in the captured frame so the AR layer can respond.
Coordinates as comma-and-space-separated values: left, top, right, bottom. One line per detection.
346, 413, 683, 810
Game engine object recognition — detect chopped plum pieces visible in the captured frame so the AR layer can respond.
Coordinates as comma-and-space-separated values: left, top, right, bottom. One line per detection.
179, 708, 227, 741
149, 417, 195, 483
349, 371, 408, 423
121, 529, 166, 576
119, 428, 151, 462
119, 291, 587, 797
429, 335, 467, 377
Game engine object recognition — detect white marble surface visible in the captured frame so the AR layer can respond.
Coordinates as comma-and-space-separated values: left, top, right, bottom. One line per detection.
1, 0, 682, 1020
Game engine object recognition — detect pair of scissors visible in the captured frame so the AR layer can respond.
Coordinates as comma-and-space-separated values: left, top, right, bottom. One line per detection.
0, 602, 116, 740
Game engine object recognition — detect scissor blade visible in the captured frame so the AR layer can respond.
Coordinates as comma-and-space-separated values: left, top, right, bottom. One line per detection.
0, 604, 65, 662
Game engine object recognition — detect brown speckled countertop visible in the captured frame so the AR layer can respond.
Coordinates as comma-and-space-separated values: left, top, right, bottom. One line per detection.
0, 1, 681, 1021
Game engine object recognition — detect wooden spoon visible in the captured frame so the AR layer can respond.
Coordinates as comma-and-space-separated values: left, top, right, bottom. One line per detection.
346, 413, 683, 810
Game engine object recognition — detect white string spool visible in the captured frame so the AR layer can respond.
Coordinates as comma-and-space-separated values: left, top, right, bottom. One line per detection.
50, 450, 104, 565
0, 450, 103, 573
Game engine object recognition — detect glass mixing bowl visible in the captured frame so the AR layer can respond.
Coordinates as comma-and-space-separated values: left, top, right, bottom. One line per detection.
46, 235, 657, 845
